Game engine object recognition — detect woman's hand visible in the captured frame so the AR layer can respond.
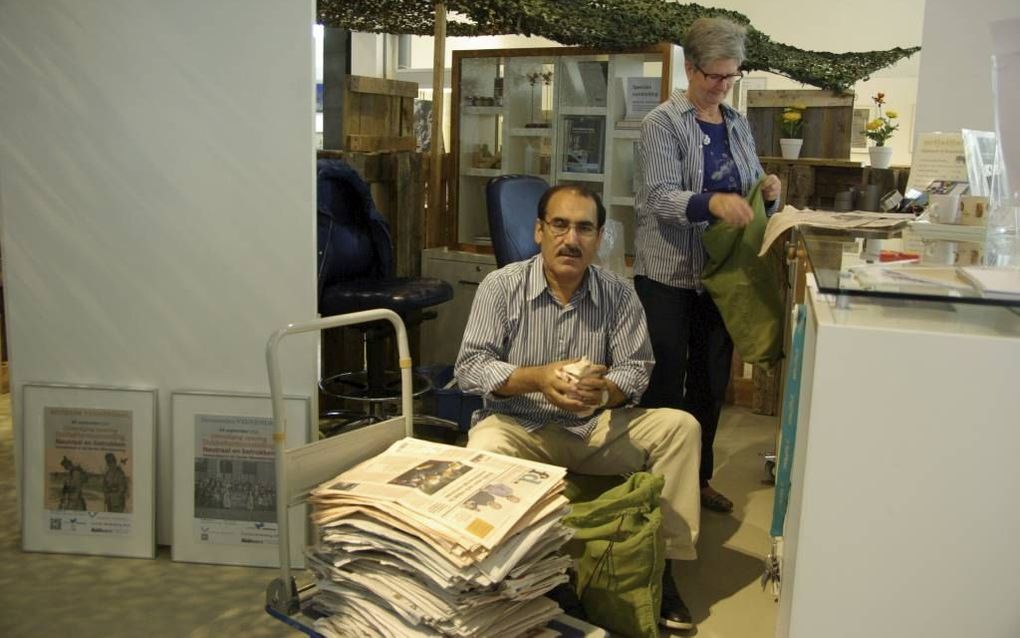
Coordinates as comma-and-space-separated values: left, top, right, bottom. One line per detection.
708, 193, 755, 227
762, 174, 782, 202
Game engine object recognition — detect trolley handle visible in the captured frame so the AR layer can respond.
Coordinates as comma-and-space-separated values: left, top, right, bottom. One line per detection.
265, 309, 415, 593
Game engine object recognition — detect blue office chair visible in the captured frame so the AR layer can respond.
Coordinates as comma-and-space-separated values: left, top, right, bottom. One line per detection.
316, 158, 453, 428
485, 174, 549, 267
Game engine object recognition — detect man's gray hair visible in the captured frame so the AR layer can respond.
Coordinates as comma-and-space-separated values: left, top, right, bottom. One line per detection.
684, 17, 747, 67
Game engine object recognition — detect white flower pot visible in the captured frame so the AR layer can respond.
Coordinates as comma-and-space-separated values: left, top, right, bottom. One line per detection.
779, 138, 803, 160
869, 145, 894, 169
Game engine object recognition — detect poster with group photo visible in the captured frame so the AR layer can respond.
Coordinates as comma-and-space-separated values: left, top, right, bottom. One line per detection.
22, 384, 156, 559
192, 413, 277, 546
171, 391, 309, 567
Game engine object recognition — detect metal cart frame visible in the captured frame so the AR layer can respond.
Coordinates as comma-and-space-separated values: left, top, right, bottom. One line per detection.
263, 309, 415, 635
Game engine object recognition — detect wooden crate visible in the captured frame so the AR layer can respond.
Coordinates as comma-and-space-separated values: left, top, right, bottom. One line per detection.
747, 90, 854, 159
343, 76, 418, 152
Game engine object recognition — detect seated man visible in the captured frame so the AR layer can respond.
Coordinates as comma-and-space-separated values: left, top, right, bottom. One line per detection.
455, 184, 701, 631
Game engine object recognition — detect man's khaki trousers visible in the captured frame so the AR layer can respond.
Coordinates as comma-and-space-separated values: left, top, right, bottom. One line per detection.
467, 407, 701, 560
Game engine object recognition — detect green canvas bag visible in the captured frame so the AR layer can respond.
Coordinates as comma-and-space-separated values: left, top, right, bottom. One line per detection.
701, 177, 785, 369
562, 472, 665, 638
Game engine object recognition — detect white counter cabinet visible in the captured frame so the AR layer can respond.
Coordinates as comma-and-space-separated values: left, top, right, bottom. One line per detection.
777, 280, 1020, 638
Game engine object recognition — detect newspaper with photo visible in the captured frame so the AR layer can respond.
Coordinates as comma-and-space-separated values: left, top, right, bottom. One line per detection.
309, 438, 568, 555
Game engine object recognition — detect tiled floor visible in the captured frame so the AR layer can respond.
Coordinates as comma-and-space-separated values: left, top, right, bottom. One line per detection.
0, 393, 778, 637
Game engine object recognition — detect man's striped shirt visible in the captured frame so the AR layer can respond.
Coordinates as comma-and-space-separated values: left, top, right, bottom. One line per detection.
455, 254, 653, 439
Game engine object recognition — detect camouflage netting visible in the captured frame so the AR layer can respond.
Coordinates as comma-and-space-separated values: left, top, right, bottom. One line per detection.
318, 0, 920, 92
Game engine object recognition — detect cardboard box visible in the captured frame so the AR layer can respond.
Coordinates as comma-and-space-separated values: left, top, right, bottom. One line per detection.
959, 195, 989, 227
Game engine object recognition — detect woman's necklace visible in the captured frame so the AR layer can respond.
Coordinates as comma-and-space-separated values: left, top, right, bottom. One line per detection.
696, 108, 721, 145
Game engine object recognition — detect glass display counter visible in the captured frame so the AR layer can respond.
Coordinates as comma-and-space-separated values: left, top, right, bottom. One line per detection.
800, 226, 1020, 307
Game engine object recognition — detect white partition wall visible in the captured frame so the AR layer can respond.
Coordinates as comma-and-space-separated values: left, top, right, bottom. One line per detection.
915, 0, 1020, 137
0, 0, 318, 543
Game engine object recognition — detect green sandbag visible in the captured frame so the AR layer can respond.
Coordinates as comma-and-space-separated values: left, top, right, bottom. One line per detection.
562, 472, 665, 638
701, 178, 785, 369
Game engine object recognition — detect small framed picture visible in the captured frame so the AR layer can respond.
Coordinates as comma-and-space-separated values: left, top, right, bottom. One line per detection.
851, 107, 873, 151
21, 383, 157, 558
170, 390, 310, 567
562, 115, 606, 174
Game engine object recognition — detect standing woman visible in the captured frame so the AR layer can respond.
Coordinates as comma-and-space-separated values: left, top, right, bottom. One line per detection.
634, 17, 781, 513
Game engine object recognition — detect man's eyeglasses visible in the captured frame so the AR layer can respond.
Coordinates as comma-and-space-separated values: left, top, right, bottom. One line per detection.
541, 218, 599, 239
696, 65, 745, 84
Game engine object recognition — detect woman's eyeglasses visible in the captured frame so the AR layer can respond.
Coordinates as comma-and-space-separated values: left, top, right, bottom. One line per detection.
696, 65, 745, 83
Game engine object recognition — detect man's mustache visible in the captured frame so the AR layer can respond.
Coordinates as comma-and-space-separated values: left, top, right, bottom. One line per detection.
557, 245, 582, 258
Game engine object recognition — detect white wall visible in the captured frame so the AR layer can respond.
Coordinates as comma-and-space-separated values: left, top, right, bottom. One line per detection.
915, 0, 1020, 138
0, 0, 318, 544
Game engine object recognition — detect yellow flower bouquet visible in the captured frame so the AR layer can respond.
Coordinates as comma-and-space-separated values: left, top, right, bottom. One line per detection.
864, 93, 899, 147
780, 104, 806, 138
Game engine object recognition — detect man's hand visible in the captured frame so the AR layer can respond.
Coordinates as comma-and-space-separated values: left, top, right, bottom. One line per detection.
497, 359, 618, 414
565, 365, 609, 408
762, 173, 782, 203
539, 359, 604, 413
708, 193, 754, 228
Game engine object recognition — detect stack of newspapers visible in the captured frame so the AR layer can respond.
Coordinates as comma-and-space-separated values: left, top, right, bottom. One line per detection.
306, 437, 575, 638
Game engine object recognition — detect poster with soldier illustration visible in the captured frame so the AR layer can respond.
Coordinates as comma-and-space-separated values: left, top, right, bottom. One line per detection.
22, 384, 156, 559
43, 406, 134, 535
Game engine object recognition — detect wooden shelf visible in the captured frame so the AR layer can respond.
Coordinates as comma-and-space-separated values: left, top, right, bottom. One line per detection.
462, 106, 504, 116
560, 106, 607, 116
509, 127, 553, 137
557, 171, 605, 183
758, 156, 863, 168
462, 168, 503, 177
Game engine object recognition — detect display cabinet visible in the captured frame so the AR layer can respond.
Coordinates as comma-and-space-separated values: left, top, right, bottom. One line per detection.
450, 44, 685, 256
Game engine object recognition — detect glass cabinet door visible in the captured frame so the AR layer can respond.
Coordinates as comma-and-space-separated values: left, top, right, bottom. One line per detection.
451, 45, 684, 252
503, 57, 556, 182
606, 52, 674, 256
457, 56, 504, 245
556, 55, 610, 191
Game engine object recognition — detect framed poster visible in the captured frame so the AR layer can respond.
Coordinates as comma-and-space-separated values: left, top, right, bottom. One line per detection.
21, 383, 157, 558
562, 115, 606, 174
623, 77, 660, 121
170, 391, 309, 567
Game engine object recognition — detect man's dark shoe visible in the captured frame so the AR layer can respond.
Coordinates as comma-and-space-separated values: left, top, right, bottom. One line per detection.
660, 565, 694, 630
701, 485, 734, 513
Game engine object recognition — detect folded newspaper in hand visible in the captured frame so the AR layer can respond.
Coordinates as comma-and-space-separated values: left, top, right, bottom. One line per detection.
306, 438, 577, 638
556, 357, 605, 418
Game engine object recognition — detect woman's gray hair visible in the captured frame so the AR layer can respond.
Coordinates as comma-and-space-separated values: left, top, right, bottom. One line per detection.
684, 17, 747, 67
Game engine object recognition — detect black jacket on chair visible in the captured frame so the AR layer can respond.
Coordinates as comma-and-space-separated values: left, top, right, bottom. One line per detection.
316, 159, 395, 306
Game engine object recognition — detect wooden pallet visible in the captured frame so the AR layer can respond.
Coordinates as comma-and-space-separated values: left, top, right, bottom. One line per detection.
343, 76, 418, 153
747, 89, 854, 160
